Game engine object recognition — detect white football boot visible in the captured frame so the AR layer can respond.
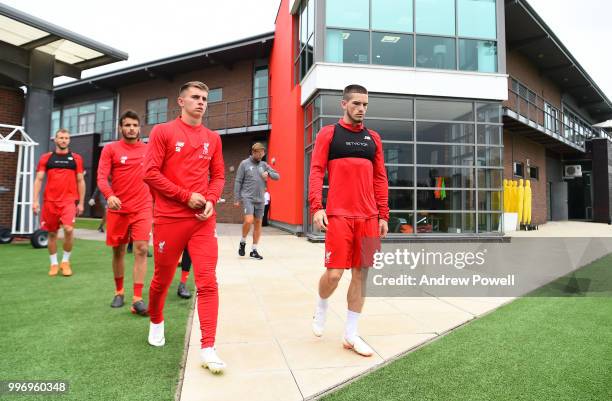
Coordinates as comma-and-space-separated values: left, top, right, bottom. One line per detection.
148, 321, 165, 347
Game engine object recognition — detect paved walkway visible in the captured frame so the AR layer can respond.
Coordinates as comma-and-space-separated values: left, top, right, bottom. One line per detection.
70, 221, 612, 400
179, 226, 513, 401
508, 220, 612, 237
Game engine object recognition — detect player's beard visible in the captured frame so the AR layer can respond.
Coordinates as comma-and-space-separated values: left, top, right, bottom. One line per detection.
122, 132, 139, 141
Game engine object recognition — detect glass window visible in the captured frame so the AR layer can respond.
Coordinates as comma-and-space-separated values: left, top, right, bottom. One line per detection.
325, 29, 369, 64
78, 113, 95, 133
459, 39, 497, 72
417, 122, 474, 143
416, 100, 472, 121
146, 98, 168, 125
528, 166, 539, 180
417, 189, 475, 210
478, 191, 502, 211
477, 103, 501, 123
96, 100, 114, 139
368, 119, 414, 141
321, 94, 343, 115
417, 144, 474, 166
372, 0, 413, 32
477, 125, 502, 145
62, 107, 78, 134
477, 147, 502, 167
389, 189, 415, 210
372, 32, 414, 67
415, 212, 475, 234
367, 97, 413, 119
307, 0, 314, 39
387, 165, 414, 187
415, 0, 455, 35
512, 161, 524, 177
253, 67, 269, 125
301, 2, 308, 47
416, 36, 456, 70
326, 0, 369, 29
417, 167, 475, 188
50, 110, 60, 137
384, 142, 414, 164
478, 213, 502, 233
208, 88, 222, 103
78, 104, 95, 114
458, 0, 496, 39
389, 212, 415, 233
478, 168, 503, 188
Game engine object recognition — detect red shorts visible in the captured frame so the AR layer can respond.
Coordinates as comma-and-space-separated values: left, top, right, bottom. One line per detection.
106, 209, 152, 247
40, 201, 77, 232
324, 216, 380, 269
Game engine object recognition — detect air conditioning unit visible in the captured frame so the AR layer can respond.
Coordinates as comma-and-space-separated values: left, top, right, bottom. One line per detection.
564, 165, 582, 178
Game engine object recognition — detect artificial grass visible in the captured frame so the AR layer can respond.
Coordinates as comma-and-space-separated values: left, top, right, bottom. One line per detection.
323, 254, 612, 401
0, 239, 193, 401
74, 217, 103, 230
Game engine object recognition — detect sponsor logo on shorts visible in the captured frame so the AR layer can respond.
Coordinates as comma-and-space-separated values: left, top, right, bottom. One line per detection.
325, 251, 332, 264
158, 241, 166, 253
175, 141, 185, 152
120, 156, 128, 164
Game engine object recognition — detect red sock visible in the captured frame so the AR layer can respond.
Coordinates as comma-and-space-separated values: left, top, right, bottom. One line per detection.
134, 283, 143, 298
114, 277, 124, 293
181, 270, 189, 284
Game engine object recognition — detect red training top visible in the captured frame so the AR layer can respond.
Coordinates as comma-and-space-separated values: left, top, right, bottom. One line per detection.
308, 119, 389, 221
37, 151, 84, 203
144, 117, 225, 220
97, 140, 152, 214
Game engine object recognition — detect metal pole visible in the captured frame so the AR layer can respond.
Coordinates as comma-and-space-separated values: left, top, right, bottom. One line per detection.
30, 145, 38, 230
12, 139, 23, 234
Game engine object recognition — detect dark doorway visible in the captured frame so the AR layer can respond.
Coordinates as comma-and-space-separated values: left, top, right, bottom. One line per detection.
567, 172, 593, 220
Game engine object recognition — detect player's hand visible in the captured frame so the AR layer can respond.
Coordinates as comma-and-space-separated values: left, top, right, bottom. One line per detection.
195, 201, 214, 221
88, 198, 95, 207
77, 203, 85, 216
262, 171, 269, 180
379, 219, 388, 238
188, 192, 206, 209
33, 201, 40, 215
107, 196, 122, 210
313, 209, 328, 231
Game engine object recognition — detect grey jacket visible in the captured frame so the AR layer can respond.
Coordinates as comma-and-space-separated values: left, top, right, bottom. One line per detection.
234, 156, 280, 203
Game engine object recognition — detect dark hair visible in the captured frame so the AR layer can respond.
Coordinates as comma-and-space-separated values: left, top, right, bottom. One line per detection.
119, 109, 140, 126
343, 84, 368, 100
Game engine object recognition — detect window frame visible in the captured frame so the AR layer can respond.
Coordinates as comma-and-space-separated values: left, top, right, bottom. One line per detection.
146, 98, 168, 125
304, 91, 504, 236
208, 88, 223, 104
513, 161, 524, 178
323, 0, 499, 73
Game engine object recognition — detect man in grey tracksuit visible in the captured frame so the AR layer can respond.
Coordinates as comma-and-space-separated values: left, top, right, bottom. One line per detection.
233, 142, 280, 259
